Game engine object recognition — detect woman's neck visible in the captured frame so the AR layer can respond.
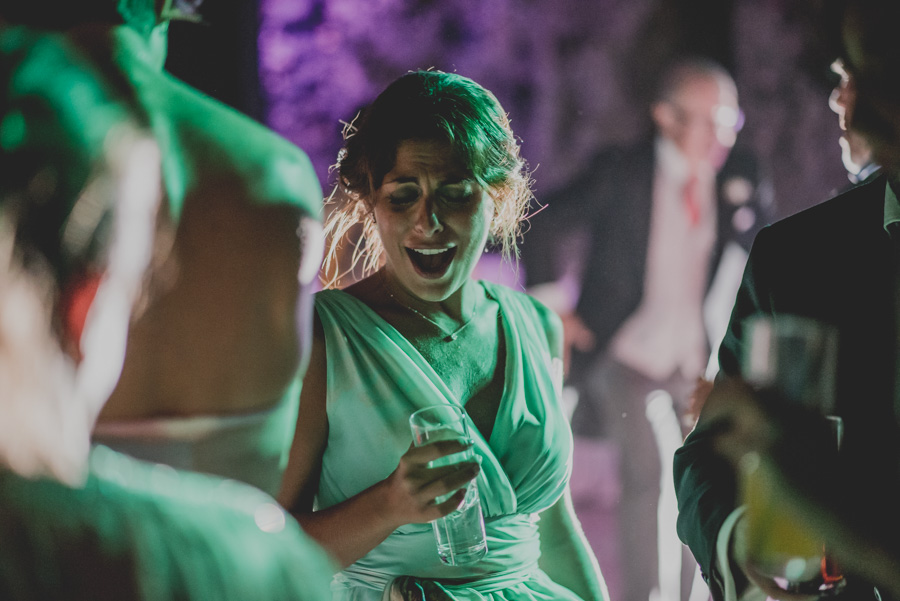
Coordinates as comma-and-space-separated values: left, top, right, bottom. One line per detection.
378, 270, 480, 323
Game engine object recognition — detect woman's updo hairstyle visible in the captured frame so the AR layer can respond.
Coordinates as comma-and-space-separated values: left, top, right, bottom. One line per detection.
321, 70, 532, 288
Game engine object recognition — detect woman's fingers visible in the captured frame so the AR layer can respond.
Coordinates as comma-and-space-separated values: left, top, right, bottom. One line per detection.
382, 440, 481, 523
431, 487, 470, 518
405, 462, 479, 522
403, 439, 472, 466
418, 461, 479, 502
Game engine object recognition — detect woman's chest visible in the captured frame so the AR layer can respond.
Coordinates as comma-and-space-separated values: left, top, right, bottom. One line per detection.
411, 319, 506, 440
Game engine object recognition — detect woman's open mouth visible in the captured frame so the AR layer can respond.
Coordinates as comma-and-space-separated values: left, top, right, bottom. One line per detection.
405, 247, 456, 278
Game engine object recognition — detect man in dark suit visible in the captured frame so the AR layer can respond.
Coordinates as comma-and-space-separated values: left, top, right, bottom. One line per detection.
523, 58, 773, 601
674, 1, 900, 599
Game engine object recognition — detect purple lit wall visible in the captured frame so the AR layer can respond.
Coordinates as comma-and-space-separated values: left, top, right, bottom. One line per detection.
257, 0, 654, 198
257, 0, 849, 220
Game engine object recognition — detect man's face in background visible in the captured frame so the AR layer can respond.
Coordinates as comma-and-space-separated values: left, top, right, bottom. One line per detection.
652, 72, 742, 171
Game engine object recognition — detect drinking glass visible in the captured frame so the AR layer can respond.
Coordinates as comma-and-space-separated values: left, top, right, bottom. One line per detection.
739, 314, 845, 596
409, 405, 488, 566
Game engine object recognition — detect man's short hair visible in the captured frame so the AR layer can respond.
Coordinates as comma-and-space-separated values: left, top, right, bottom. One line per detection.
654, 57, 736, 105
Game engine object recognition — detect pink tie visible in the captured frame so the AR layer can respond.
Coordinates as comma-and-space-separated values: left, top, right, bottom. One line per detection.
683, 173, 701, 226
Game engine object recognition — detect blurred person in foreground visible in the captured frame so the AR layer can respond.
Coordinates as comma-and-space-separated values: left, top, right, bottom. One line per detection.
1, 0, 325, 497
522, 56, 773, 601
0, 26, 334, 599
674, 1, 900, 599
277, 70, 608, 601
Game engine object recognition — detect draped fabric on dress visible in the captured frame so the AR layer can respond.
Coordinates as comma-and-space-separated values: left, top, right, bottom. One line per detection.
315, 282, 582, 600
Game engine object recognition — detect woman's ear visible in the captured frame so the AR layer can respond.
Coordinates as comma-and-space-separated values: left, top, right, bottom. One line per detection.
58, 272, 104, 364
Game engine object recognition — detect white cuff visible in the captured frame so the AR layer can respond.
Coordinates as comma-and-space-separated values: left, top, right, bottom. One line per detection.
715, 506, 767, 601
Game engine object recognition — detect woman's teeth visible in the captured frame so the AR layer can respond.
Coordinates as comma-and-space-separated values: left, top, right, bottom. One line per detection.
406, 247, 455, 274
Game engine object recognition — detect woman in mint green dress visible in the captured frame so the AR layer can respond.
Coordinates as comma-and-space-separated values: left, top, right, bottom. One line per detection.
278, 70, 608, 601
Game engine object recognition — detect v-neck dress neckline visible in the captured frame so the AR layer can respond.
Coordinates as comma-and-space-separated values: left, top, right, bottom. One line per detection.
330, 281, 511, 447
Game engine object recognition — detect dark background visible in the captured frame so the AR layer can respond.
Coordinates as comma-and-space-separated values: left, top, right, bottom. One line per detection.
166, 1, 264, 122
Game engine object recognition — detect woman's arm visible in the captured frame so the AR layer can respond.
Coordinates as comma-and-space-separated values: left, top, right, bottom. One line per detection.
276, 312, 479, 568
529, 296, 608, 600
538, 488, 609, 601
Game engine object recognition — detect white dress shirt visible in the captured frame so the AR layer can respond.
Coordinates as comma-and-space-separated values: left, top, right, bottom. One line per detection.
610, 137, 718, 381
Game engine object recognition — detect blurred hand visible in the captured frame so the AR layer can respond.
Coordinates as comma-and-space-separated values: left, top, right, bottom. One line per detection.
730, 512, 821, 601
696, 378, 776, 466
379, 440, 479, 528
560, 312, 595, 378
701, 380, 900, 599
701, 379, 848, 600
685, 376, 715, 428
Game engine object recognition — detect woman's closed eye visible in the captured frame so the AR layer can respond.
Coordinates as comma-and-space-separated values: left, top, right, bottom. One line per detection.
439, 181, 477, 204
388, 184, 421, 205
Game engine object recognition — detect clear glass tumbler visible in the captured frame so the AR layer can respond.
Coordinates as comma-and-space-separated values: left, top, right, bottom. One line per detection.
409, 405, 488, 566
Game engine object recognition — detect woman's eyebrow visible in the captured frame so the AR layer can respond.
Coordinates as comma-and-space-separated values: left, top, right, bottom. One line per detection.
384, 176, 419, 185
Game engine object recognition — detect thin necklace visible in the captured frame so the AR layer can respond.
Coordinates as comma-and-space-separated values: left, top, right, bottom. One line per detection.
384, 287, 476, 342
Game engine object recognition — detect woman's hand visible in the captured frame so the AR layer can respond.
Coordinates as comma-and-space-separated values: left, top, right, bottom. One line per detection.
377, 440, 480, 529
291, 438, 480, 568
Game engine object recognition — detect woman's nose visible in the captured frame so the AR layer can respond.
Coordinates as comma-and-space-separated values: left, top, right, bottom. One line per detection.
414, 198, 443, 236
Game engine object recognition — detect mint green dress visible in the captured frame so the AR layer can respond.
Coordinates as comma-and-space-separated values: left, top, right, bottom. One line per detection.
0, 445, 335, 600
315, 282, 582, 600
